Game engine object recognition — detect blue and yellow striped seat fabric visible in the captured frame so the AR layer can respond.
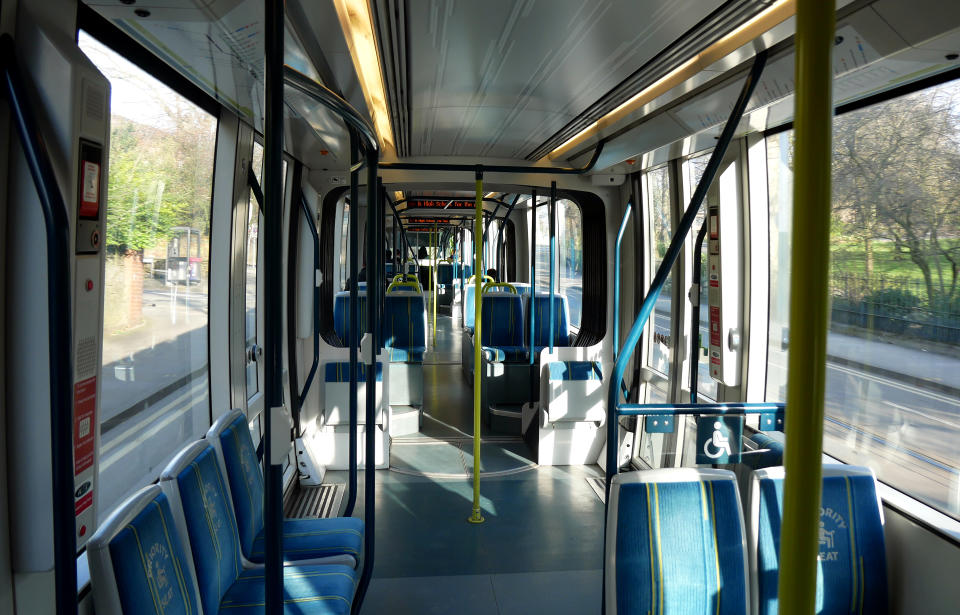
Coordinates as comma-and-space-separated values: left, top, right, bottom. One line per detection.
209, 412, 364, 566
749, 465, 888, 615
89, 485, 200, 615
161, 441, 359, 614
480, 293, 524, 361
525, 293, 570, 348
383, 293, 427, 363
606, 469, 749, 615
332, 291, 367, 347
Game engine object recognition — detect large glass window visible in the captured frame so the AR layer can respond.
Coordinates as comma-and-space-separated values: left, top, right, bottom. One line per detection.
645, 165, 674, 403
686, 153, 720, 401
81, 33, 217, 520
533, 199, 584, 329
766, 79, 960, 519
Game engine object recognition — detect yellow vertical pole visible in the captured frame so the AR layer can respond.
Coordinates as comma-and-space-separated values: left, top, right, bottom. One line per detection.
777, 1, 834, 612
433, 221, 438, 345
468, 171, 485, 524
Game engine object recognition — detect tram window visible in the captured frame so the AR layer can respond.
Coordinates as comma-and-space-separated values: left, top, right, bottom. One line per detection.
79, 32, 217, 520
644, 165, 674, 403
765, 78, 960, 520
533, 199, 584, 329
244, 141, 263, 397
685, 153, 719, 401
339, 198, 350, 290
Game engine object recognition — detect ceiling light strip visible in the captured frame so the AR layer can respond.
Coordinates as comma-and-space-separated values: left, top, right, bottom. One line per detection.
546, 0, 795, 161
332, 0, 396, 157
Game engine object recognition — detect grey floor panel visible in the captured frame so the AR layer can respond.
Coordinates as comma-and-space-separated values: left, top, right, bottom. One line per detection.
492, 569, 602, 615
360, 574, 499, 615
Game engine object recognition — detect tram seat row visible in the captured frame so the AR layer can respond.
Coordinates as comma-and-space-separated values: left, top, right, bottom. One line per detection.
605, 466, 887, 615
462, 291, 572, 377
89, 410, 364, 614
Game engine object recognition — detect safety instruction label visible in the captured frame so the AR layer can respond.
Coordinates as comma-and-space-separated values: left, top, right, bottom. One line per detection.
79, 161, 100, 218
73, 376, 96, 474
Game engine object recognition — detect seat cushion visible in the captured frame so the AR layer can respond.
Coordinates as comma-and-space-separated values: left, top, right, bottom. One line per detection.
219, 564, 357, 614
248, 517, 364, 564
482, 345, 529, 363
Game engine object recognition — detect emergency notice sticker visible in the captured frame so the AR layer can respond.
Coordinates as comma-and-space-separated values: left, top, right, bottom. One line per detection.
79, 161, 100, 218
73, 376, 97, 474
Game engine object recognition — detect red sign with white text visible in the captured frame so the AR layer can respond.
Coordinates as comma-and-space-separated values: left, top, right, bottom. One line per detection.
73, 376, 97, 475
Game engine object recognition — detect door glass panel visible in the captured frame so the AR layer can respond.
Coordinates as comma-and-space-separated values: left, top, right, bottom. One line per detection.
687, 153, 719, 400
646, 165, 673, 403
80, 32, 216, 519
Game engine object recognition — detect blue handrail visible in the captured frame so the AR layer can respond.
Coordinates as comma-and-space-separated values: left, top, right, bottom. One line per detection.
604, 50, 767, 494
612, 203, 633, 360
618, 402, 784, 416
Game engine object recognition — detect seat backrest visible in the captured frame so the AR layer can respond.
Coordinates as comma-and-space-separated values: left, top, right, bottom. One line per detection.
606, 468, 749, 615
383, 292, 427, 351
437, 262, 454, 285
465, 284, 476, 329
88, 484, 202, 615
333, 290, 367, 346
749, 465, 887, 615
206, 410, 264, 561
480, 293, 524, 347
160, 441, 245, 615
526, 293, 570, 347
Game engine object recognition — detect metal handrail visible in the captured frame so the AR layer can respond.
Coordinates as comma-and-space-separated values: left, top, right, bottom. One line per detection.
689, 222, 709, 403
1, 32, 78, 615
604, 50, 768, 495
613, 203, 633, 361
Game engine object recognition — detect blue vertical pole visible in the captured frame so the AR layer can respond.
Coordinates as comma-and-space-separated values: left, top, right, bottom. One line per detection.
613, 205, 633, 360
263, 0, 284, 612
346, 131, 359, 517
529, 189, 537, 365
549, 182, 556, 353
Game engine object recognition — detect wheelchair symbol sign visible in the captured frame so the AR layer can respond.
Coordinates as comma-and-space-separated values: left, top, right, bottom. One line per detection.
695, 416, 743, 464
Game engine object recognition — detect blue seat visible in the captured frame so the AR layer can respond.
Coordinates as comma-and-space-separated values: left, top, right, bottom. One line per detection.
548, 361, 601, 381
525, 293, 570, 352
437, 262, 454, 286
480, 293, 525, 362
748, 465, 888, 615
160, 442, 359, 614
88, 485, 201, 615
206, 412, 364, 567
383, 292, 427, 363
605, 468, 749, 615
332, 291, 367, 347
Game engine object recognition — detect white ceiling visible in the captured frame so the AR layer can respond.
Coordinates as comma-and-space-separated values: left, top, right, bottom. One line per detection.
400, 0, 725, 159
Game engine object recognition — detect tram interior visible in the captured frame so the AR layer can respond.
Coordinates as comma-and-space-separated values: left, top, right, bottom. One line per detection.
3, 0, 960, 614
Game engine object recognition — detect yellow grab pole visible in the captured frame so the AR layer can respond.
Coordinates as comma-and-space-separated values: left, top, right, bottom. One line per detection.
433, 222, 438, 345
468, 172, 485, 524
777, 1, 834, 612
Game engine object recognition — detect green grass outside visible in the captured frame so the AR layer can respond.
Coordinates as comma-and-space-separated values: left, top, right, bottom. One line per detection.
830, 238, 960, 288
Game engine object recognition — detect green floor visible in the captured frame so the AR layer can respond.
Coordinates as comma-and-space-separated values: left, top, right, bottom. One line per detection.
329, 308, 605, 613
